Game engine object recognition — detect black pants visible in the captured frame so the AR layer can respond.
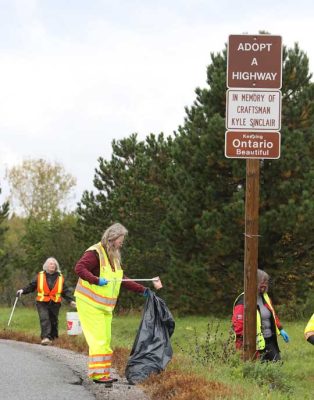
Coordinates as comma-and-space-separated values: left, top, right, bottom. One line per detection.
260, 335, 281, 361
36, 301, 61, 339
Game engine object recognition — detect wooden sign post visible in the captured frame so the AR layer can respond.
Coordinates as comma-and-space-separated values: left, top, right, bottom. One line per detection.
243, 158, 259, 360
226, 34, 282, 361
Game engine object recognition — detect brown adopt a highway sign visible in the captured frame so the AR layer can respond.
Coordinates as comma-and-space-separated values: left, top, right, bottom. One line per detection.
227, 35, 282, 89
225, 131, 280, 159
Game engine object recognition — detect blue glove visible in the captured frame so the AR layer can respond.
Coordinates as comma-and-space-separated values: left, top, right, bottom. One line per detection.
143, 288, 149, 298
280, 329, 289, 343
98, 278, 108, 286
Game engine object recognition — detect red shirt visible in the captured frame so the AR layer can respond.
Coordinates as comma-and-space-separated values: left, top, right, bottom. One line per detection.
74, 250, 146, 294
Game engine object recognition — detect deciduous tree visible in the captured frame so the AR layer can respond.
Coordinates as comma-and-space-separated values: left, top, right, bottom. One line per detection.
5, 159, 76, 220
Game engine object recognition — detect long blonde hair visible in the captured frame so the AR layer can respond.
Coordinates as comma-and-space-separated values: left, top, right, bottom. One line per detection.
101, 222, 128, 263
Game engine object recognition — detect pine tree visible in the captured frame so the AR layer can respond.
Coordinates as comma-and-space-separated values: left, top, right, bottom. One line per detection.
161, 49, 245, 313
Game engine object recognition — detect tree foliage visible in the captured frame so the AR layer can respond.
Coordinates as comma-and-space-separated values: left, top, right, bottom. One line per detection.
5, 158, 76, 219
161, 50, 245, 313
20, 213, 82, 285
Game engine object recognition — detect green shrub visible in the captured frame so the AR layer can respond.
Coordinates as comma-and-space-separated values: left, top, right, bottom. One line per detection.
175, 319, 237, 366
276, 301, 305, 321
243, 360, 293, 395
303, 291, 314, 317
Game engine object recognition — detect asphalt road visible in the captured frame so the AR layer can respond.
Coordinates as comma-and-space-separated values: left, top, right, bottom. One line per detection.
0, 340, 150, 400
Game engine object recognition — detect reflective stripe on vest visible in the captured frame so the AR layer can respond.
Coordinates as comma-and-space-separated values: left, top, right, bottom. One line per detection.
256, 311, 265, 350
74, 242, 123, 312
75, 278, 118, 307
256, 293, 280, 350
262, 293, 280, 336
36, 271, 64, 303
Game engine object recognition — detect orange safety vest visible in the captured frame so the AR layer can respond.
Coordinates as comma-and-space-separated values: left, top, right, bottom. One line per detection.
36, 271, 64, 303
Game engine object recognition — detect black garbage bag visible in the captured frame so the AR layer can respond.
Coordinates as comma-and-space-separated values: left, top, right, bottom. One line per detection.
125, 289, 175, 384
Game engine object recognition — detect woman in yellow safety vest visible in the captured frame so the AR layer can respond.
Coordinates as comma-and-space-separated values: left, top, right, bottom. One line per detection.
74, 222, 161, 385
232, 269, 290, 361
304, 313, 314, 345
16, 257, 76, 345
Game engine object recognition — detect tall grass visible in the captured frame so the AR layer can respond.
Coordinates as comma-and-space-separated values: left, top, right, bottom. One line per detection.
0, 304, 313, 399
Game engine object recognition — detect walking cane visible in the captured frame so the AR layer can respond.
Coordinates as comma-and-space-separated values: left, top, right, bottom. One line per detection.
7, 296, 19, 327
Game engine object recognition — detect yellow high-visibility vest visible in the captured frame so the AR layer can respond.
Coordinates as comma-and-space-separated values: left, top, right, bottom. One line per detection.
234, 292, 280, 350
256, 293, 280, 350
304, 313, 314, 340
74, 242, 123, 312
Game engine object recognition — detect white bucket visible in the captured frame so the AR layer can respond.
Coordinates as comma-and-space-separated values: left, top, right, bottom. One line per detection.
66, 312, 82, 335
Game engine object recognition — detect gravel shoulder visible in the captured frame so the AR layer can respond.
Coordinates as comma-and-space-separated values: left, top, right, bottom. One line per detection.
1, 339, 150, 400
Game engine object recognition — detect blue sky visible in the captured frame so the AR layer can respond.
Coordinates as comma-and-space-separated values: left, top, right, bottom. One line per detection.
1, 0, 313, 211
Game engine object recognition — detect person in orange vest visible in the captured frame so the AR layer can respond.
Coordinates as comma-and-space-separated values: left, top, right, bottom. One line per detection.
74, 222, 161, 385
232, 269, 289, 361
16, 257, 76, 345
